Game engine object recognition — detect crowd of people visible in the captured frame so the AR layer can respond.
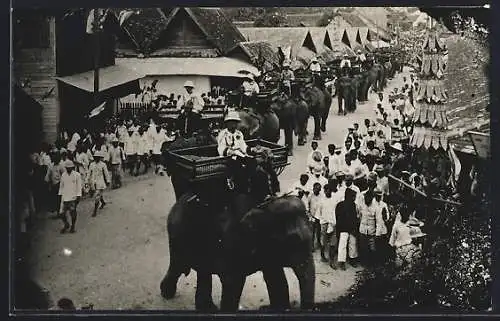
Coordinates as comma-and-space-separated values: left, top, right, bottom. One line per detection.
286, 73, 453, 270
25, 117, 177, 234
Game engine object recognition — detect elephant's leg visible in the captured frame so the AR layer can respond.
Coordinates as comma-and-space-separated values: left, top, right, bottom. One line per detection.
160, 262, 183, 299
313, 115, 321, 140
320, 111, 328, 133
195, 271, 217, 312
284, 123, 294, 155
337, 96, 343, 114
292, 256, 315, 310
220, 274, 246, 312
298, 119, 307, 146
262, 268, 291, 310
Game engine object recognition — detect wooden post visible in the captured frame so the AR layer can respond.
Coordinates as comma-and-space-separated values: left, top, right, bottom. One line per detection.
93, 9, 100, 109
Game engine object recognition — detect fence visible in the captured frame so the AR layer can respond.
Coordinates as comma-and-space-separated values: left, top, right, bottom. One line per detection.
118, 102, 151, 118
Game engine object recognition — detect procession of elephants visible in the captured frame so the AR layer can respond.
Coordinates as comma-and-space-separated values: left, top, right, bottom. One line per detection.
158, 48, 404, 312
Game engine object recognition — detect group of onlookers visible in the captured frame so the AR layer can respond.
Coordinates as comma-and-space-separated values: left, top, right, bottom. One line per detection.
24, 117, 174, 234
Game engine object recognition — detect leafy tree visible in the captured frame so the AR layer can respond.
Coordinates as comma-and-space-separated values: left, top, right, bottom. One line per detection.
253, 10, 288, 27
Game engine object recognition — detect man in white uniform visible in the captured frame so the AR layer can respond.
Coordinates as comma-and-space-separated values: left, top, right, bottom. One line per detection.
176, 80, 203, 114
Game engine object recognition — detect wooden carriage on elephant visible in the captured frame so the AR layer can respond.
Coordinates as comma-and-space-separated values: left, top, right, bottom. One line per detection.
165, 139, 290, 201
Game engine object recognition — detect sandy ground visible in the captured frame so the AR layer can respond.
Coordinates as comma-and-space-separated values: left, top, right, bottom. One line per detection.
26, 69, 409, 310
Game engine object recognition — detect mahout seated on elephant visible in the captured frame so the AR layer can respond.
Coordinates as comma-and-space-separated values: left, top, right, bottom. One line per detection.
159, 134, 315, 312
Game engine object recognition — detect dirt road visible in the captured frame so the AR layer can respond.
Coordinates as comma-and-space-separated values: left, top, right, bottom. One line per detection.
26, 69, 410, 310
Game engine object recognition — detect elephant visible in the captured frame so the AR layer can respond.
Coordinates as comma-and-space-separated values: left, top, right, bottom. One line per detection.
237, 108, 281, 144
303, 85, 331, 140
268, 94, 296, 155
294, 97, 309, 146
159, 166, 315, 312
335, 76, 357, 115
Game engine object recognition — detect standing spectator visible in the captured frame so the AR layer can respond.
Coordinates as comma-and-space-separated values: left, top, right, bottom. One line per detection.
388, 210, 421, 267
308, 182, 323, 252
116, 120, 128, 150
335, 188, 359, 270
136, 127, 150, 175
358, 190, 378, 266
45, 153, 64, 216
74, 145, 90, 196
325, 144, 343, 179
152, 125, 167, 174
319, 184, 338, 264
109, 137, 125, 189
88, 151, 110, 217
374, 188, 390, 261
124, 128, 138, 176
58, 160, 82, 234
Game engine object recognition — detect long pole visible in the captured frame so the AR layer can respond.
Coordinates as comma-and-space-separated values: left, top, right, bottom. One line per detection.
93, 9, 100, 109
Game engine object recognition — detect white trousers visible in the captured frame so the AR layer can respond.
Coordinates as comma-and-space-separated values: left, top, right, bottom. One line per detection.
337, 232, 358, 262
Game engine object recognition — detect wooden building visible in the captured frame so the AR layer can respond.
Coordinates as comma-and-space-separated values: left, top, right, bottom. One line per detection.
114, 7, 258, 99
13, 9, 143, 143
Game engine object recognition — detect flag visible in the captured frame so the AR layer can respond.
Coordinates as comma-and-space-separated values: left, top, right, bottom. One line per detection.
118, 9, 135, 26
86, 9, 109, 34
447, 143, 462, 184
88, 102, 106, 118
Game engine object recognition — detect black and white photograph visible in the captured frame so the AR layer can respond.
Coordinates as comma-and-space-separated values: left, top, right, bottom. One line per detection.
11, 6, 492, 313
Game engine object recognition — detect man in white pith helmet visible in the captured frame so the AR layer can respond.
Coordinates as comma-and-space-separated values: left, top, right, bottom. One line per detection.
176, 80, 203, 113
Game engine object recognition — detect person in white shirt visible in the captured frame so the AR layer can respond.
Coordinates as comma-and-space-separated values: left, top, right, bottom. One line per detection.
307, 165, 328, 191
241, 74, 260, 97
308, 182, 324, 251
309, 57, 321, 72
307, 141, 325, 174
177, 81, 203, 114
356, 50, 366, 63
361, 127, 376, 151
124, 128, 138, 176
288, 174, 311, 197
152, 125, 167, 174
88, 151, 110, 217
116, 120, 129, 149
58, 160, 82, 234
340, 54, 351, 69
319, 183, 340, 265
374, 188, 390, 261
136, 127, 151, 176
389, 210, 421, 267
341, 152, 355, 179
325, 144, 343, 179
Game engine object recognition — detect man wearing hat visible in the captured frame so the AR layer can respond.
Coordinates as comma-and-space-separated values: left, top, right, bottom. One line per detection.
340, 54, 351, 70
309, 57, 321, 72
176, 80, 203, 114
109, 137, 125, 189
356, 49, 366, 63
280, 61, 295, 96
217, 110, 256, 188
175, 98, 203, 137
58, 160, 82, 234
241, 73, 260, 97
88, 150, 110, 217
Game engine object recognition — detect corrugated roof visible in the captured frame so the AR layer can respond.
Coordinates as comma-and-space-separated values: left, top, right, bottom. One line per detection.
238, 27, 311, 59
450, 122, 489, 155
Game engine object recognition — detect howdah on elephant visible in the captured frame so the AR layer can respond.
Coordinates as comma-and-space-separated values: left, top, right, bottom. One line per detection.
159, 150, 315, 312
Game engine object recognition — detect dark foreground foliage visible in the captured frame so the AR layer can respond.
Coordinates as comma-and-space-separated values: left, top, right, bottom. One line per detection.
316, 198, 492, 313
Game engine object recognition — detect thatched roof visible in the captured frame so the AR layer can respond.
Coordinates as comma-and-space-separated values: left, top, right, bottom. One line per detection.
238, 27, 314, 59
163, 8, 246, 54
445, 35, 489, 138
308, 27, 330, 53
337, 12, 368, 28
343, 27, 363, 51
325, 28, 356, 56
229, 41, 280, 71
112, 7, 245, 55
